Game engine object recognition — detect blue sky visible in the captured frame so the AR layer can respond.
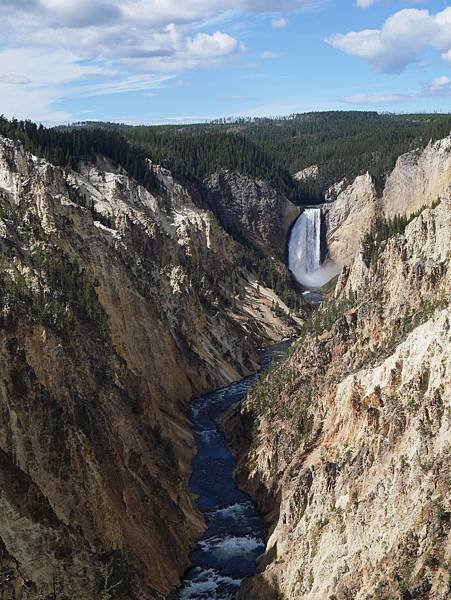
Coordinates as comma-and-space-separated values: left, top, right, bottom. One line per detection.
0, 0, 450, 124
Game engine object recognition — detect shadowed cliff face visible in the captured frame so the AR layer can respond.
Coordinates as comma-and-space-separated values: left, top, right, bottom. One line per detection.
233, 194, 450, 599
203, 171, 300, 261
0, 136, 302, 599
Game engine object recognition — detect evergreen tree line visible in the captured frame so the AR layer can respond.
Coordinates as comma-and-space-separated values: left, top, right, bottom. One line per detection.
233, 111, 451, 203
108, 111, 451, 204
3, 112, 451, 208
0, 116, 160, 193
361, 200, 441, 270
243, 252, 301, 311
102, 124, 302, 203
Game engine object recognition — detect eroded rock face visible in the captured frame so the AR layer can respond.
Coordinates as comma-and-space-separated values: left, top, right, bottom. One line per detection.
294, 165, 319, 182
0, 136, 300, 598
234, 198, 451, 599
324, 136, 451, 267
382, 137, 451, 217
323, 173, 377, 266
204, 170, 300, 260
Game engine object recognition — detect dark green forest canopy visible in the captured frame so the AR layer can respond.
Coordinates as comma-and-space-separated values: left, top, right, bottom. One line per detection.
1, 111, 451, 204
65, 121, 301, 203
0, 116, 160, 193
76, 111, 451, 203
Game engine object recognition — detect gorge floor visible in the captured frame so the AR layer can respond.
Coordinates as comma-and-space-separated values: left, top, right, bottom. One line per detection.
177, 342, 290, 600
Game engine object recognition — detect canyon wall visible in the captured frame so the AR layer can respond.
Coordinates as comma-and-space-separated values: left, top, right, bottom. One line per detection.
324, 136, 451, 266
233, 189, 450, 598
204, 170, 299, 261
0, 136, 300, 599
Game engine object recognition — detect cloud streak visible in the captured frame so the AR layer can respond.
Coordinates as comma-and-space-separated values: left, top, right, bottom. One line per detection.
328, 8, 451, 73
356, 0, 380, 7
345, 75, 451, 107
272, 17, 290, 29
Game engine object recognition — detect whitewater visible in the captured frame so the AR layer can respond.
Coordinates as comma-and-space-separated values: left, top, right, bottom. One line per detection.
177, 343, 289, 600
288, 208, 338, 288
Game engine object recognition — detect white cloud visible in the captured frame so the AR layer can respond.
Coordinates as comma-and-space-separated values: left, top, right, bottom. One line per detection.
187, 30, 240, 59
0, 0, 319, 31
0, 74, 31, 85
0, 47, 110, 87
345, 92, 414, 105
0, 47, 113, 121
428, 75, 451, 88
425, 75, 451, 95
260, 51, 284, 59
328, 8, 451, 73
70, 74, 175, 97
0, 48, 171, 122
0, 0, 323, 121
356, 0, 424, 8
356, 0, 380, 7
217, 95, 253, 101
272, 17, 290, 29
345, 75, 451, 107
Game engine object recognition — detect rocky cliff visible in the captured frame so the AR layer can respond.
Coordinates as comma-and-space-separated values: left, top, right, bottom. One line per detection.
323, 173, 377, 266
0, 136, 301, 599
204, 170, 299, 261
324, 136, 451, 266
294, 166, 319, 182
233, 193, 450, 598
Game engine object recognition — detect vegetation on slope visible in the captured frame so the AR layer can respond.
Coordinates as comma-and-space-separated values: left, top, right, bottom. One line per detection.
0, 116, 303, 313
0, 194, 106, 340
111, 111, 451, 204
361, 200, 441, 270
3, 112, 451, 206
66, 121, 302, 204
225, 112, 451, 201
0, 116, 160, 193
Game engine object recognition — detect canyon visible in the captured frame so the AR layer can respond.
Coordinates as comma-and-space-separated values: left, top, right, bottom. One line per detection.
0, 135, 300, 599
0, 125, 449, 600
324, 136, 451, 267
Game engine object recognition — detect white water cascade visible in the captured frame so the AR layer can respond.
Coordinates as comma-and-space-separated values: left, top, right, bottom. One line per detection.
288, 208, 338, 288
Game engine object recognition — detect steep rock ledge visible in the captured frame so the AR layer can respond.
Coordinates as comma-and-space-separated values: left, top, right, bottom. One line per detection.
0, 136, 301, 599
323, 173, 377, 267
324, 136, 451, 267
233, 198, 450, 599
204, 170, 300, 261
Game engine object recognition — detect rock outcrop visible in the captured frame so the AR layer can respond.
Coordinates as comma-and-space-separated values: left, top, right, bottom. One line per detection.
0, 136, 301, 599
204, 171, 299, 260
323, 173, 377, 266
324, 136, 451, 267
294, 166, 319, 182
233, 195, 450, 598
382, 137, 451, 217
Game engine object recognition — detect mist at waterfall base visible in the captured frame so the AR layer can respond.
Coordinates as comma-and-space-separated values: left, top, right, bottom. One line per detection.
289, 209, 339, 289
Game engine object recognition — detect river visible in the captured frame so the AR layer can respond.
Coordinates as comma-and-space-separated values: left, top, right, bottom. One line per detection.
177, 341, 290, 599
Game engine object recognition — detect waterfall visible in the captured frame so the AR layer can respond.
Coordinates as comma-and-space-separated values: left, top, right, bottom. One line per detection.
288, 208, 338, 288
